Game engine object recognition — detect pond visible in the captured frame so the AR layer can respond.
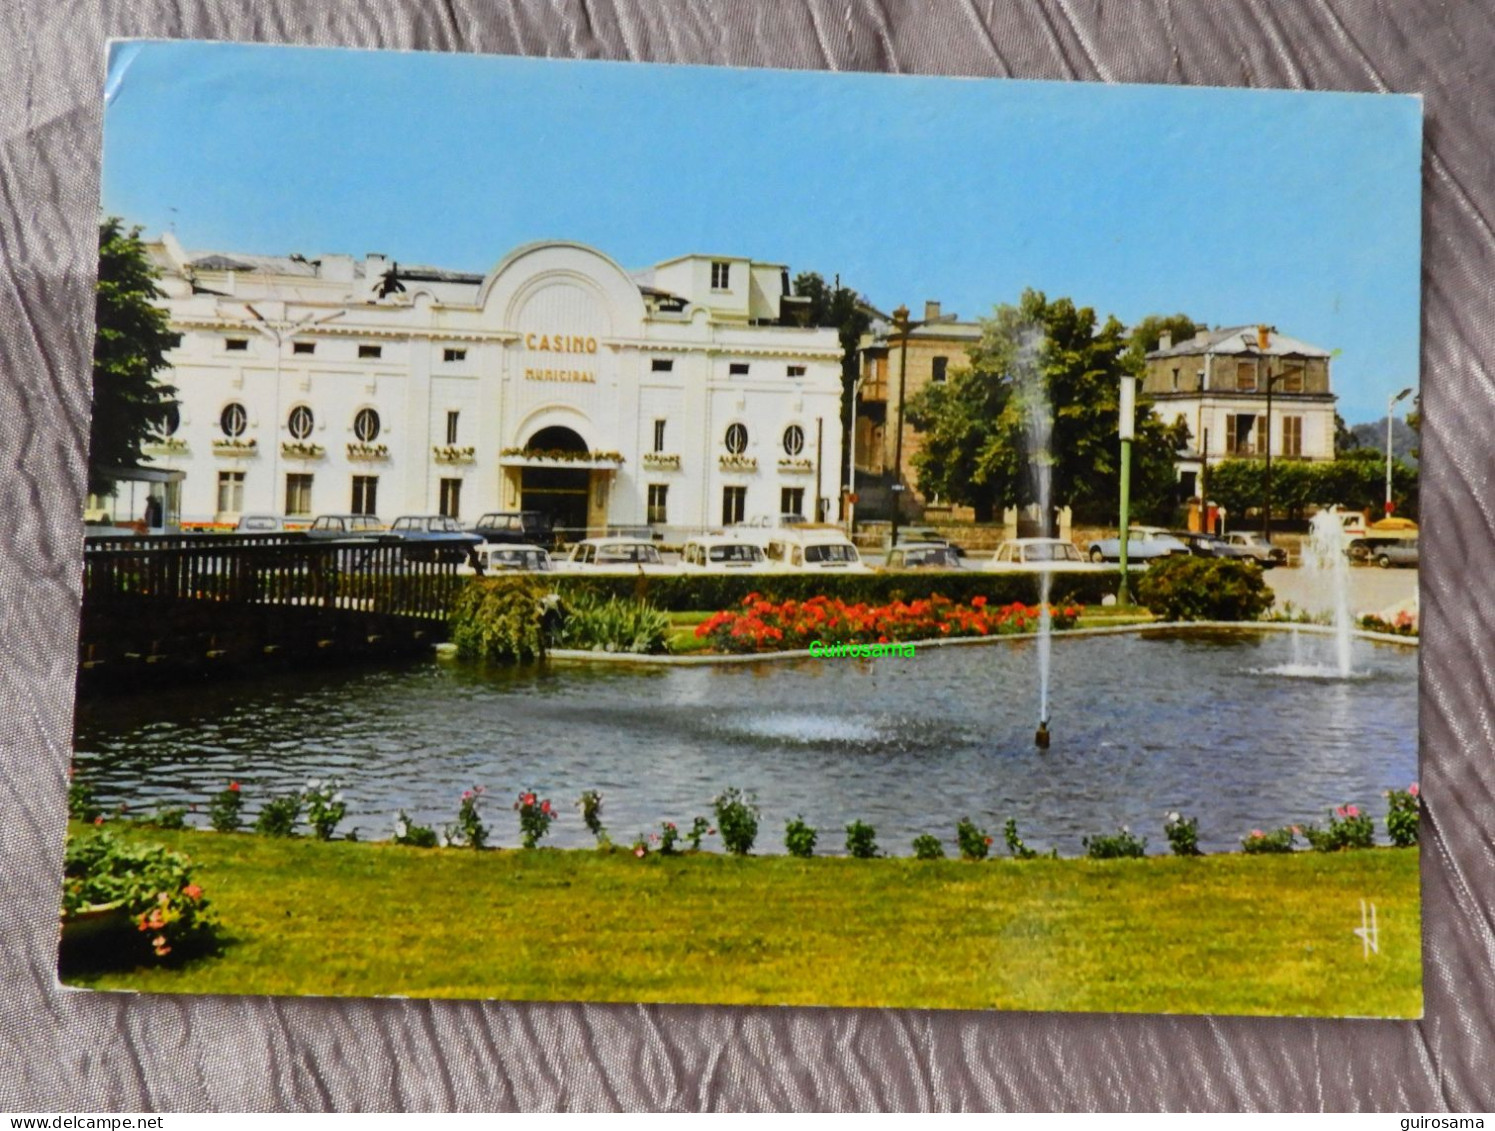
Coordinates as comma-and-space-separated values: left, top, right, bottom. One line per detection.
73, 629, 1418, 855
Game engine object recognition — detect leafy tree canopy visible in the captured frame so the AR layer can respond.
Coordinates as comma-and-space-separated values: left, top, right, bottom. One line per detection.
905, 289, 1188, 524
91, 218, 180, 495
793, 271, 874, 488
1124, 312, 1200, 365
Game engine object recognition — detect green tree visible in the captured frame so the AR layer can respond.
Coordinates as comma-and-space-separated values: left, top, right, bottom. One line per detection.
906, 289, 1186, 525
1333, 413, 1359, 454
1124, 312, 1199, 365
1208, 453, 1418, 523
793, 272, 873, 501
90, 218, 180, 495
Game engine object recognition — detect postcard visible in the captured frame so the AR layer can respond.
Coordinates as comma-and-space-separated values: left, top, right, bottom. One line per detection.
64, 41, 1423, 1015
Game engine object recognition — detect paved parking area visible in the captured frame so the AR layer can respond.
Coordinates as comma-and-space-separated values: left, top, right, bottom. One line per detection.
1264, 564, 1418, 618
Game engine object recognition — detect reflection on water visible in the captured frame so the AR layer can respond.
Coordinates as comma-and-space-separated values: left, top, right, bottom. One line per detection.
73, 631, 1418, 854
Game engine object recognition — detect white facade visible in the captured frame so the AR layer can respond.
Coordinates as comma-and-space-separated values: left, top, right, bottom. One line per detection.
141, 238, 845, 537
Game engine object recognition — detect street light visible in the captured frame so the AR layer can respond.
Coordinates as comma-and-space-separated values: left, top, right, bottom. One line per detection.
844, 373, 863, 538
1386, 386, 1413, 513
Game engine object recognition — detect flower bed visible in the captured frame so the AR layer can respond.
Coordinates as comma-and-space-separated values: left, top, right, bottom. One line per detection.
693, 593, 1080, 654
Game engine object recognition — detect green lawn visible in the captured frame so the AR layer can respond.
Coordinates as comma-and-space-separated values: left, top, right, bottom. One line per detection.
63, 827, 1421, 1016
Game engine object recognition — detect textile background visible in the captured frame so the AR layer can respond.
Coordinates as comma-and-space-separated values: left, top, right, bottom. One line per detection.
1, 0, 1490, 1111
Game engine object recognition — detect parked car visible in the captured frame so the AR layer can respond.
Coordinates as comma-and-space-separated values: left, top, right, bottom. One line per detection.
1085, 528, 1190, 563
735, 513, 810, 532
473, 510, 555, 547
988, 538, 1107, 572
461, 543, 554, 574
884, 543, 965, 570
1170, 530, 1254, 560
1221, 531, 1288, 568
385, 515, 484, 563
560, 537, 670, 571
1374, 539, 1419, 569
762, 531, 871, 573
306, 514, 387, 541
885, 525, 967, 557
680, 536, 772, 572
235, 514, 306, 533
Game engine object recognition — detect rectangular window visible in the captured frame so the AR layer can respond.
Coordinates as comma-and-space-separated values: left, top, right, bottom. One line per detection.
652, 419, 666, 453
1235, 361, 1257, 392
358, 344, 383, 359
439, 478, 462, 519
216, 471, 244, 514
787, 365, 806, 379
225, 338, 249, 352
284, 473, 313, 517
1171, 367, 1181, 391
443, 347, 467, 363
722, 485, 747, 526
1280, 364, 1304, 393
647, 484, 669, 525
931, 357, 948, 383
446, 410, 460, 445
351, 475, 379, 517
292, 341, 315, 356
651, 358, 674, 372
1226, 414, 1261, 456
729, 362, 749, 377
1282, 415, 1303, 457
780, 487, 805, 516
711, 261, 731, 289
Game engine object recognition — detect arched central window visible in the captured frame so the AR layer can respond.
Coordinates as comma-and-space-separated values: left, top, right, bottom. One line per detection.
220, 402, 247, 438
354, 408, 381, 442
724, 423, 748, 454
782, 425, 805, 456
288, 405, 314, 440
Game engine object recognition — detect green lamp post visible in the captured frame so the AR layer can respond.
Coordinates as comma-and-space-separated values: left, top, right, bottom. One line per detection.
1117, 375, 1136, 606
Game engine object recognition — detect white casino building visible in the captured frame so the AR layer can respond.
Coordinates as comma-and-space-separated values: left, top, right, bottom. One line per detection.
138, 236, 846, 538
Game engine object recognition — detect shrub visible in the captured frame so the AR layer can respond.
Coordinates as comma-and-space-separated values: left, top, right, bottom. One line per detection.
911, 834, 946, 860
140, 806, 188, 830
254, 794, 301, 837
1361, 611, 1418, 637
1002, 817, 1040, 860
554, 593, 670, 654
685, 816, 713, 852
1083, 826, 1148, 859
1134, 556, 1272, 622
577, 790, 607, 845
1163, 812, 1202, 857
449, 576, 551, 663
1303, 804, 1375, 852
1241, 826, 1297, 854
448, 786, 489, 849
208, 781, 244, 832
784, 817, 818, 858
713, 788, 760, 855
513, 790, 556, 849
392, 809, 438, 848
845, 820, 878, 859
657, 820, 682, 855
303, 779, 347, 841
68, 777, 101, 823
1385, 783, 1420, 848
63, 829, 214, 961
956, 818, 992, 861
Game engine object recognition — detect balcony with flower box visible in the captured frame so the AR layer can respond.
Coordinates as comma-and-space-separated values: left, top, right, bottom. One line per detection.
777, 457, 814, 474
432, 445, 477, 465
212, 437, 258, 456
347, 441, 390, 461
281, 441, 326, 460
642, 452, 682, 471
719, 454, 758, 473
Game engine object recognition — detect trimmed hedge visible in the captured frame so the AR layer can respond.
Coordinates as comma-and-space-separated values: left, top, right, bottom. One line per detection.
529, 570, 1120, 613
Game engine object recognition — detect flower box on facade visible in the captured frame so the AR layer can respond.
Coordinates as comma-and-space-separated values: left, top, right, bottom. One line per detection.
719, 454, 758, 472
143, 437, 189, 457
211, 438, 258, 455
498, 448, 624, 470
777, 458, 814, 473
642, 452, 682, 471
432, 445, 477, 465
347, 441, 390, 461
281, 441, 326, 460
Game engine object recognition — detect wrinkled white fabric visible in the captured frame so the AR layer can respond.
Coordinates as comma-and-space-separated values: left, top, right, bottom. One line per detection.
0, 0, 1486, 1111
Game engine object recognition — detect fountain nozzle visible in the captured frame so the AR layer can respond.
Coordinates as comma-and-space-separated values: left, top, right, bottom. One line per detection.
1034, 720, 1051, 749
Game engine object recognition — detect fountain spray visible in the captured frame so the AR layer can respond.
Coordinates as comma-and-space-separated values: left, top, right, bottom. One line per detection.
1014, 325, 1055, 747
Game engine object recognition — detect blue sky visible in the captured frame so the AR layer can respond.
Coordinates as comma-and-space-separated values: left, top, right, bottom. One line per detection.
103, 41, 1422, 423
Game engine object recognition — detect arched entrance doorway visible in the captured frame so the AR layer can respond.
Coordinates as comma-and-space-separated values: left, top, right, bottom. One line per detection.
520, 426, 591, 541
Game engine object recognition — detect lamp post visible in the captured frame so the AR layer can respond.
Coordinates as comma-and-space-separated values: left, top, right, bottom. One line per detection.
1117, 374, 1136, 605
1261, 369, 1283, 543
845, 373, 863, 537
889, 305, 914, 550
1386, 386, 1413, 513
